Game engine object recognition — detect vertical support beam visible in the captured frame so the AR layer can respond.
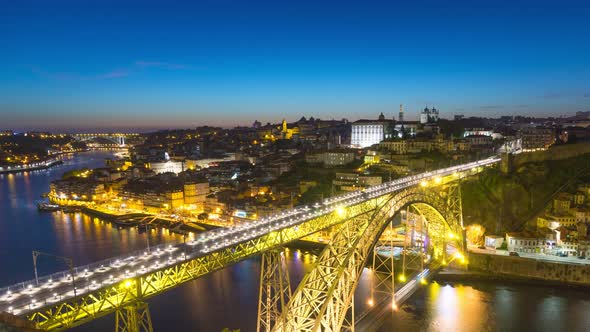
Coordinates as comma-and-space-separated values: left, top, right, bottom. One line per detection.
115, 301, 153, 332
257, 249, 291, 332
447, 183, 465, 254
402, 207, 423, 273
369, 218, 396, 310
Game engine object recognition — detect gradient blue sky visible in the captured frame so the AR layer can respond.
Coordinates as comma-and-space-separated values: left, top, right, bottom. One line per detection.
1, 0, 589, 131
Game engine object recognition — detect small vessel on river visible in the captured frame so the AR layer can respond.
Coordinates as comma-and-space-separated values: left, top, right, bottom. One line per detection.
37, 202, 60, 212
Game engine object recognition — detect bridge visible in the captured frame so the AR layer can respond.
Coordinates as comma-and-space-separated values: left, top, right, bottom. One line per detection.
71, 133, 140, 146
0, 156, 500, 331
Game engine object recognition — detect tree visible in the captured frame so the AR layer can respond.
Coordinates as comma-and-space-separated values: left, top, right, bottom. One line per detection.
465, 224, 486, 246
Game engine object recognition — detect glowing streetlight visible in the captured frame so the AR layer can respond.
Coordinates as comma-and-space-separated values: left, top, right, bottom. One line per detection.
391, 300, 398, 311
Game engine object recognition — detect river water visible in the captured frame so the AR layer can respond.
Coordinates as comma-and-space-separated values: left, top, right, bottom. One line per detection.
1, 151, 589, 331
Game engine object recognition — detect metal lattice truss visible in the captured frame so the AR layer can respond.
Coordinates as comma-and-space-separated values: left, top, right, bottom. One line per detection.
257, 249, 291, 332
115, 301, 153, 332
274, 185, 463, 332
25, 172, 469, 331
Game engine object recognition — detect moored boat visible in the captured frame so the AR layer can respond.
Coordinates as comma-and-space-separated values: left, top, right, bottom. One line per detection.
37, 202, 60, 212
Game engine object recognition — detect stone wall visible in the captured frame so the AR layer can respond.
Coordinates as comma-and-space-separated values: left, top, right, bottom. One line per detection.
501, 142, 590, 173
468, 252, 590, 285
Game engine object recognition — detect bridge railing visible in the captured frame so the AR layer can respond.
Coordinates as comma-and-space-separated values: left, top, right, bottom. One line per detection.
0, 242, 176, 301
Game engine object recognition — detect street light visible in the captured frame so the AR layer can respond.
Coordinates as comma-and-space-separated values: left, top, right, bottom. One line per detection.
32, 250, 76, 297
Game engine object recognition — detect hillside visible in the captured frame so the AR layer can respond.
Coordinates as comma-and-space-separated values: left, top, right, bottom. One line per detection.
461, 153, 590, 234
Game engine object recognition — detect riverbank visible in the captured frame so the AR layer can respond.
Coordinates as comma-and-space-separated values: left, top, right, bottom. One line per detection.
81, 206, 218, 234
436, 252, 590, 288
0, 159, 63, 174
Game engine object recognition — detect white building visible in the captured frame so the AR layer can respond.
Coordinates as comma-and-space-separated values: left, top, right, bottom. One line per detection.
148, 160, 184, 174
506, 230, 556, 254
351, 121, 386, 148
464, 128, 493, 137
420, 106, 439, 124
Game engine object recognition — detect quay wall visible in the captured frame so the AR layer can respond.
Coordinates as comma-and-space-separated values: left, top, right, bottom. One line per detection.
467, 252, 590, 286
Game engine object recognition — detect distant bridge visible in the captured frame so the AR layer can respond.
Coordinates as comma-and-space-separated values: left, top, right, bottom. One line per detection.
0, 156, 500, 331
71, 133, 140, 146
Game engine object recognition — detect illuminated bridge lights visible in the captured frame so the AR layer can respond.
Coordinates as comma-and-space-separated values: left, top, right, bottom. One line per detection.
0, 156, 500, 330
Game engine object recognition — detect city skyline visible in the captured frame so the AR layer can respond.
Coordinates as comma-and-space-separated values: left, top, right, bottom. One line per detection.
1, 0, 589, 130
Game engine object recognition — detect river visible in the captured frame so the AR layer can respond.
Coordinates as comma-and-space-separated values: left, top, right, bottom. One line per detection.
1, 150, 589, 331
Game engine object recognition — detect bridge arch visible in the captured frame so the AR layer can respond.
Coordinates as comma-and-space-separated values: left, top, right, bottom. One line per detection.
275, 186, 463, 332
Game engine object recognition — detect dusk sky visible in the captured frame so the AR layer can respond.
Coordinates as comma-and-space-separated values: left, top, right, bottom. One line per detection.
1, 0, 589, 131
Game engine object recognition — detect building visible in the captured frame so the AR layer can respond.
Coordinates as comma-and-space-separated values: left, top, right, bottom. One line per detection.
463, 128, 493, 137
506, 230, 556, 254
148, 160, 184, 174
305, 149, 356, 167
419, 106, 439, 124
464, 135, 493, 152
553, 193, 572, 213
183, 182, 209, 212
350, 113, 394, 148
484, 235, 504, 249
50, 179, 107, 203
379, 139, 434, 154
333, 172, 382, 191
519, 127, 555, 151
537, 213, 576, 229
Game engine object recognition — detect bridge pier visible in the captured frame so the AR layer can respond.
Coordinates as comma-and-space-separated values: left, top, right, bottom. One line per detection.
370, 218, 396, 311
257, 249, 291, 332
115, 301, 153, 332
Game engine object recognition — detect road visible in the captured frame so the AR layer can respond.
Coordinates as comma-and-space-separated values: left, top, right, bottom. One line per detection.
469, 247, 590, 265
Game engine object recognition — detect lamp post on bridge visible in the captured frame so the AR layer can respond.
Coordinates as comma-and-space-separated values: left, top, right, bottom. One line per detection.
32, 250, 76, 297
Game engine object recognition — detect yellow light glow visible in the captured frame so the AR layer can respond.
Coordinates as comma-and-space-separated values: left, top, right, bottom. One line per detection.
124, 280, 132, 288
448, 233, 456, 239
336, 206, 346, 217
398, 274, 406, 282
420, 180, 428, 187
434, 177, 442, 184
454, 252, 464, 260
391, 300, 398, 311
367, 298, 374, 306
420, 277, 427, 285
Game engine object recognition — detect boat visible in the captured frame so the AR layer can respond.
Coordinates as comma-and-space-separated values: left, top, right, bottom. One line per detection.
37, 202, 60, 212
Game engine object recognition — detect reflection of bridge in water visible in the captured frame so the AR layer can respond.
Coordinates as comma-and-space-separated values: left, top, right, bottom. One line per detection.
0, 156, 500, 331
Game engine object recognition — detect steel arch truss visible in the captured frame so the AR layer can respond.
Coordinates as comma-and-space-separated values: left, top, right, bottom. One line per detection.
115, 301, 153, 332
257, 249, 291, 332
274, 185, 463, 332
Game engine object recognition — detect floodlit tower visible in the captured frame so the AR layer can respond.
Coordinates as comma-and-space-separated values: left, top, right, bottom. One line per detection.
398, 104, 404, 123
